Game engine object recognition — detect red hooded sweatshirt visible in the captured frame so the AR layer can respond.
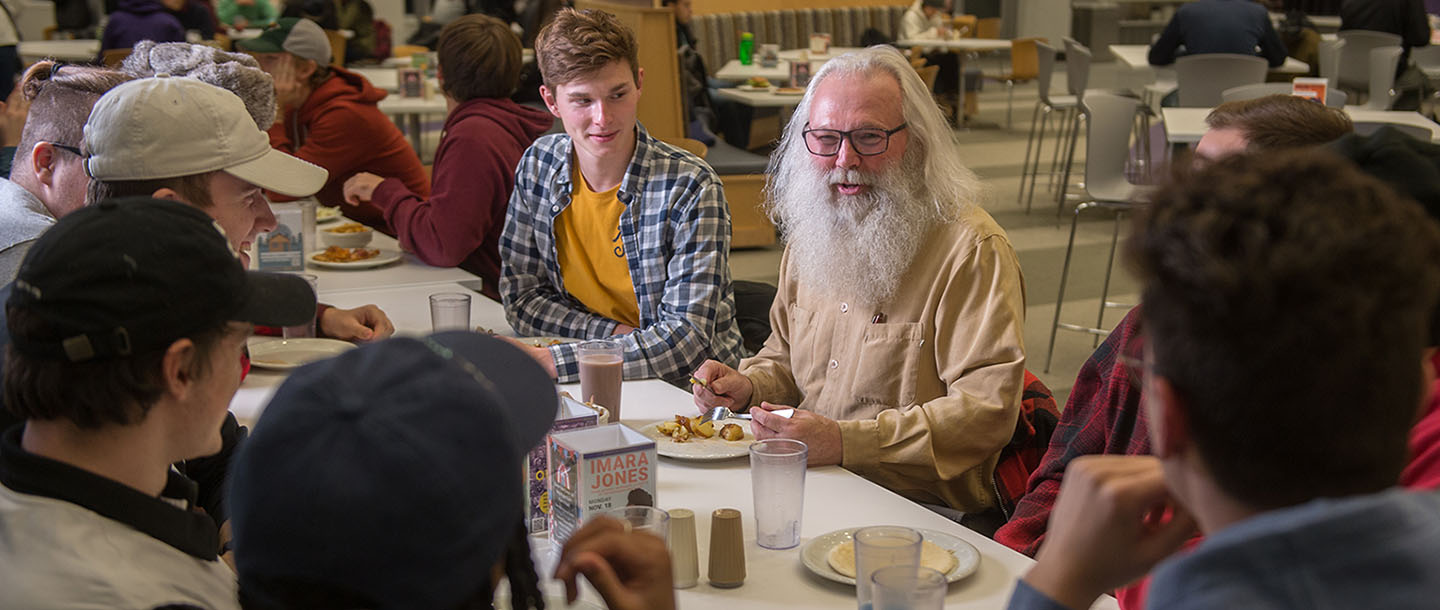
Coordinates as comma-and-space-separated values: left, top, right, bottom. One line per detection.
268, 67, 430, 232
368, 97, 553, 301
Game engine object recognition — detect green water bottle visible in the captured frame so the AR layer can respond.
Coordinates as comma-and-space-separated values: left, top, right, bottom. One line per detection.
739, 32, 755, 65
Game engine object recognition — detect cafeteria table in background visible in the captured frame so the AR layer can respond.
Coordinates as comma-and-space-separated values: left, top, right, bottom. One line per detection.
1161, 106, 1440, 144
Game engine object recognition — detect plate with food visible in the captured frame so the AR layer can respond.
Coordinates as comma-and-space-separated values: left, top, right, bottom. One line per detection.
799, 527, 979, 586
774, 87, 806, 96
315, 206, 343, 224
737, 77, 774, 92
637, 414, 754, 461
248, 338, 356, 370
518, 336, 579, 348
308, 247, 401, 269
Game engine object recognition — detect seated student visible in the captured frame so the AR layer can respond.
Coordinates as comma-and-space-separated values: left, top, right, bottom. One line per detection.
99, 0, 186, 59
238, 18, 429, 228
166, 0, 219, 40
500, 8, 745, 384
217, 0, 277, 30
0, 197, 316, 609
342, 15, 553, 302
333, 0, 377, 63
228, 331, 676, 610
997, 93, 1355, 557
1147, 0, 1287, 67
1008, 151, 1440, 610
0, 62, 133, 283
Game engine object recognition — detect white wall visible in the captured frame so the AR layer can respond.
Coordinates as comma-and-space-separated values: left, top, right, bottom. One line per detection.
1016, 0, 1069, 45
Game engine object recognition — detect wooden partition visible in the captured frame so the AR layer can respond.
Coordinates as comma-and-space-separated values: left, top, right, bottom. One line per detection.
575, 0, 687, 142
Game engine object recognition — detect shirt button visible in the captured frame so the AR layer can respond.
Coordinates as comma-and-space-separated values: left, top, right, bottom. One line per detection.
829, 359, 838, 369
551, 205, 559, 213
840, 303, 848, 313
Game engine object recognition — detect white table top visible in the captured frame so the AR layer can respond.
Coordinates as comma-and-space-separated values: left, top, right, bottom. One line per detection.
299, 232, 477, 292
377, 93, 448, 115
1161, 106, 1440, 143
895, 38, 1012, 52
1109, 44, 1309, 75
352, 66, 441, 93
18, 39, 99, 61
713, 87, 807, 108
228, 280, 1119, 609
714, 48, 862, 83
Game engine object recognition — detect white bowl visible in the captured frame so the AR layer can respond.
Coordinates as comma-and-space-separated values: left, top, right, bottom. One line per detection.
320, 223, 373, 248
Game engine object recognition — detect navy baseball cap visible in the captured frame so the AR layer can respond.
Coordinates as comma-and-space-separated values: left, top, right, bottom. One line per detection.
6, 197, 316, 362
229, 331, 559, 609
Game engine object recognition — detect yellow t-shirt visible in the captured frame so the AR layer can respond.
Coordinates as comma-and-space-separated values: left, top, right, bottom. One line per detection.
553, 165, 641, 328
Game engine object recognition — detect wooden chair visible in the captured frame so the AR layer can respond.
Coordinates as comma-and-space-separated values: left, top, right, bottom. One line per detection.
661, 137, 708, 158
391, 44, 429, 59
984, 37, 1043, 129
101, 48, 132, 68
324, 29, 347, 66
952, 14, 977, 38
917, 64, 939, 92
975, 17, 1002, 39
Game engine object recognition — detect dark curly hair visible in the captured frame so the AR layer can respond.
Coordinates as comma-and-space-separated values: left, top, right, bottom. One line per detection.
1128, 149, 1440, 509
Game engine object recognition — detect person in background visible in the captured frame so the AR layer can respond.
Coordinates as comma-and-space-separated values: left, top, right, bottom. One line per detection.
333, 0, 376, 63
0, 62, 133, 282
99, 0, 186, 59
0, 197, 316, 609
1007, 150, 1440, 610
166, 0, 218, 39
0, 0, 22, 100
1340, 0, 1430, 109
342, 15, 552, 302
280, 0, 337, 30
900, 0, 960, 108
217, 0, 276, 30
691, 46, 1026, 516
239, 17, 429, 229
1147, 0, 1287, 67
500, 8, 745, 385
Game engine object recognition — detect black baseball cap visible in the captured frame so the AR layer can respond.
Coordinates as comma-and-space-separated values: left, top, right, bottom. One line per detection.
230, 331, 559, 609
6, 197, 316, 362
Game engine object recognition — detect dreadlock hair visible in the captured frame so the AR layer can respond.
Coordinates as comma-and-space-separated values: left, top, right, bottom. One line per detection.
505, 521, 546, 609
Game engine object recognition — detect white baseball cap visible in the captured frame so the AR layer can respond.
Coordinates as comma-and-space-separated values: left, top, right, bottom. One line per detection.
83, 75, 328, 198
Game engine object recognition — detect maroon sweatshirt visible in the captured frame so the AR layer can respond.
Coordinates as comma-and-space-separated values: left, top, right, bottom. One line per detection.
369, 97, 553, 300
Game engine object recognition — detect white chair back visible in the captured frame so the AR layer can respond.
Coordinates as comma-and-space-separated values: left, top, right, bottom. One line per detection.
1174, 53, 1269, 107
1336, 30, 1403, 90
1366, 46, 1404, 110
1082, 92, 1141, 203
1222, 82, 1347, 108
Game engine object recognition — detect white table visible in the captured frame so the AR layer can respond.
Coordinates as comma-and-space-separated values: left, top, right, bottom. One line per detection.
896, 38, 1013, 124
18, 39, 99, 62
1110, 44, 1310, 105
713, 47, 862, 83
1160, 106, 1440, 143
377, 94, 449, 151
713, 87, 807, 108
352, 66, 440, 93
302, 232, 477, 292
229, 282, 1119, 609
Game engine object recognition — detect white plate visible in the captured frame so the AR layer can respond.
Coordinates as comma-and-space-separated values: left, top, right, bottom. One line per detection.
773, 87, 806, 96
637, 418, 754, 461
248, 338, 356, 370
307, 248, 402, 269
736, 83, 774, 92
799, 527, 980, 586
315, 206, 342, 224
517, 336, 579, 348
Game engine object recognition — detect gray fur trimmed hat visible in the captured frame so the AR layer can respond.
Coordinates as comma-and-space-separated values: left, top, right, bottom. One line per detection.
121, 41, 278, 130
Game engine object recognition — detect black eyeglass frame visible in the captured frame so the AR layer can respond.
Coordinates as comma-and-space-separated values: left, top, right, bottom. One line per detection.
801, 122, 910, 157
46, 142, 83, 156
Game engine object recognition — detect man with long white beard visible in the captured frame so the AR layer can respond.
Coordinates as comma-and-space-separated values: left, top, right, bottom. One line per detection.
692, 46, 1026, 513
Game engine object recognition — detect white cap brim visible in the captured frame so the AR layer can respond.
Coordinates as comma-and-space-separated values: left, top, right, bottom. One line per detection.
224, 148, 329, 198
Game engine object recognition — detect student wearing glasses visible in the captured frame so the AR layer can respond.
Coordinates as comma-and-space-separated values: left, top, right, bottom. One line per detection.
691, 46, 1027, 517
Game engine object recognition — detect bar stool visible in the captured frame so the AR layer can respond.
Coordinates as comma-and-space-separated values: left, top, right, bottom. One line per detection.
1018, 41, 1077, 212
1044, 92, 1153, 373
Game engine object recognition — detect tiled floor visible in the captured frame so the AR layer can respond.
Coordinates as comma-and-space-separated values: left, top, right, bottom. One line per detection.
726, 60, 1139, 407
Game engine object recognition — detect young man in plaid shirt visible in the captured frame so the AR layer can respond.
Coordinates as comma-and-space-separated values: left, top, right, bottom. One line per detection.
499, 8, 744, 384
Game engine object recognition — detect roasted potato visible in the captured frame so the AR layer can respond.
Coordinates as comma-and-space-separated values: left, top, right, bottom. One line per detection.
719, 423, 744, 441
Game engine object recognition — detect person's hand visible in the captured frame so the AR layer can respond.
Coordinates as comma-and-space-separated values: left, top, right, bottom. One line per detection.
750, 403, 842, 466
218, 520, 235, 571
690, 360, 753, 413
554, 517, 676, 610
270, 56, 305, 111
318, 305, 395, 342
611, 323, 635, 336
342, 173, 385, 206
0, 87, 30, 148
497, 335, 558, 379
1024, 456, 1198, 610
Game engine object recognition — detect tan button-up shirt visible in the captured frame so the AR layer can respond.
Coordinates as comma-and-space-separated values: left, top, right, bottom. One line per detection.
740, 205, 1026, 511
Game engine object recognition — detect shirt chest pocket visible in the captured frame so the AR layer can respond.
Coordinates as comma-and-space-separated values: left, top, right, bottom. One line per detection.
851, 322, 924, 407
787, 303, 825, 384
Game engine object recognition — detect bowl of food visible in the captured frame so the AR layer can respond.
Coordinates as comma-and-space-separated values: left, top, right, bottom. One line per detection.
320, 222, 373, 248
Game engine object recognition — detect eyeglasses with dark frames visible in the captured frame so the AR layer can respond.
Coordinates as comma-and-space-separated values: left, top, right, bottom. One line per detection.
802, 122, 909, 157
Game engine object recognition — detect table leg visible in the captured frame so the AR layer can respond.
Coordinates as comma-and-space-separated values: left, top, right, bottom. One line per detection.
408, 114, 422, 153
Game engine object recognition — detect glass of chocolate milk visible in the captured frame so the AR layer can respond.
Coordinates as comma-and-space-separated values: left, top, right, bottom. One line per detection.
577, 339, 624, 421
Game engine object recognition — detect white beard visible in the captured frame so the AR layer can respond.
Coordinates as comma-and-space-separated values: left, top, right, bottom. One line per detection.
771, 154, 938, 306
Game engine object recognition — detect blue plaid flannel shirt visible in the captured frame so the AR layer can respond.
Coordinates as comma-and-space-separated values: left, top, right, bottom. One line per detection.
500, 123, 746, 384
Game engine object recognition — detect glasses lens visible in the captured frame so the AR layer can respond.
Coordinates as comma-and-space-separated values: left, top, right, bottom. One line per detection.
805, 130, 842, 155
850, 130, 889, 155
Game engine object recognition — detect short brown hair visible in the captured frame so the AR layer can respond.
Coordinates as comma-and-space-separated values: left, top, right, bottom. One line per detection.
534, 8, 639, 89
4, 309, 235, 428
438, 14, 523, 101
1205, 95, 1352, 153
86, 172, 219, 209
12, 61, 133, 178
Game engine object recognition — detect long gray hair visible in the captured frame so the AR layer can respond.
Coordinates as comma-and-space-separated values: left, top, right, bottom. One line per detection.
764, 45, 981, 222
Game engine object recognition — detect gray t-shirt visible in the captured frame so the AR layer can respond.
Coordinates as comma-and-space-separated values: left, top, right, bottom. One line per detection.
0, 178, 53, 283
